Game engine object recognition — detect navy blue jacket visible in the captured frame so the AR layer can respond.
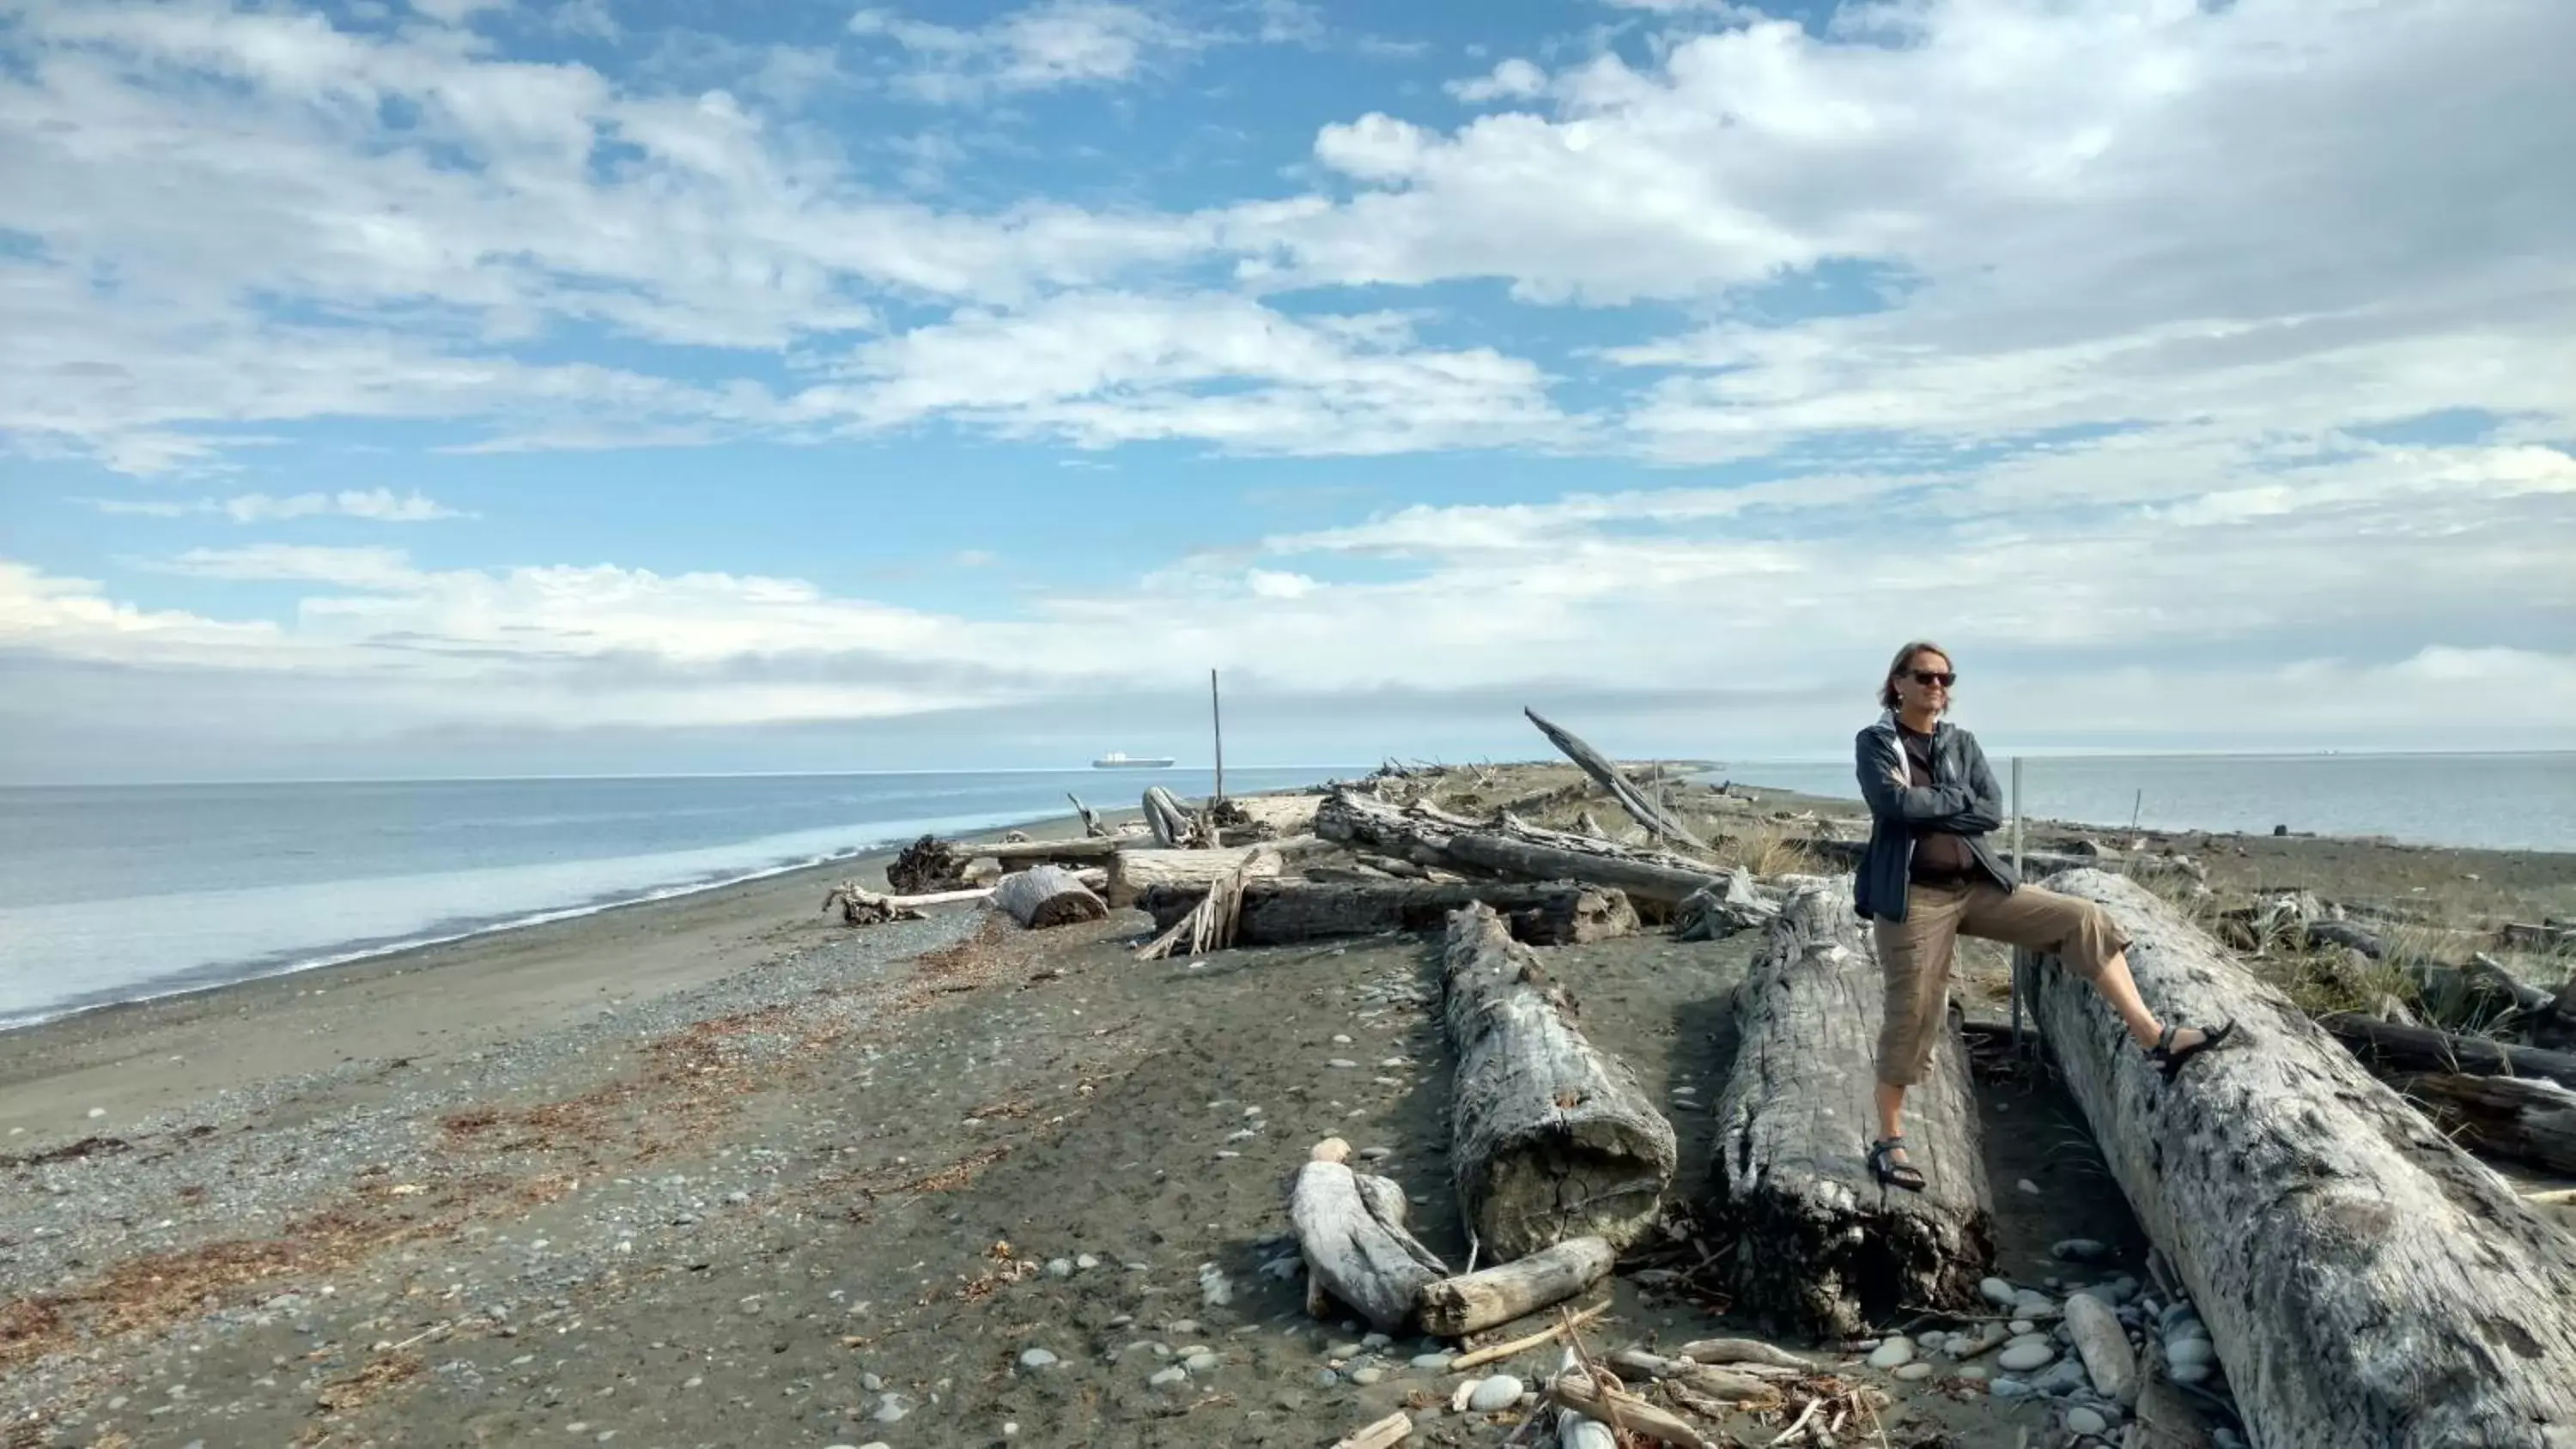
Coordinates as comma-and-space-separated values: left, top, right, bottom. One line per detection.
1852, 711, 2019, 922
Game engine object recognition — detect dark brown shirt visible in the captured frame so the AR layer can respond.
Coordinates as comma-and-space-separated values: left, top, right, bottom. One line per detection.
1900, 724, 1977, 882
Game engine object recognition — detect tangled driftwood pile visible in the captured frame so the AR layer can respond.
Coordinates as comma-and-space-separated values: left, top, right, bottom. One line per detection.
823, 711, 2576, 1448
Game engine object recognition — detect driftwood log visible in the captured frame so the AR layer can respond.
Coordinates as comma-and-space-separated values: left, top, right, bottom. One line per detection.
1290, 1138, 1448, 1331
886, 834, 971, 894
1142, 785, 1194, 848
1140, 878, 1637, 949
1522, 708, 1706, 850
2318, 1013, 2576, 1091
1320, 791, 1718, 907
966, 835, 1122, 866
1066, 792, 1109, 839
1443, 904, 1676, 1260
1414, 1236, 1614, 1337
987, 864, 1109, 929
2394, 1073, 2576, 1176
1709, 881, 1993, 1337
822, 882, 992, 925
1105, 839, 1328, 909
2025, 869, 2576, 1449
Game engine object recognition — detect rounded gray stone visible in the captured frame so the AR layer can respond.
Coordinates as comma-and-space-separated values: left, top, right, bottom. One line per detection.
2067, 1406, 2108, 1435
1468, 1374, 1524, 1412
1998, 1343, 2057, 1373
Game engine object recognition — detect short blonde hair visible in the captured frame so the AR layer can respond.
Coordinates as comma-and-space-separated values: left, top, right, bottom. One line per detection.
1879, 640, 1952, 710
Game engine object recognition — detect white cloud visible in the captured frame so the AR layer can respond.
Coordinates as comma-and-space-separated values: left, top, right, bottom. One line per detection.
84, 490, 471, 523
803, 291, 1573, 454
1446, 58, 1546, 104
848, 2, 1200, 103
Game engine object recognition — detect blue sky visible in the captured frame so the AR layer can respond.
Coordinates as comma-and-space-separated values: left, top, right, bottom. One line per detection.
3, 0, 2573, 781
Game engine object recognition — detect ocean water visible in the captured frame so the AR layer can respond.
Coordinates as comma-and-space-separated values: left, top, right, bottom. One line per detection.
1710, 751, 2576, 854
0, 767, 1340, 1029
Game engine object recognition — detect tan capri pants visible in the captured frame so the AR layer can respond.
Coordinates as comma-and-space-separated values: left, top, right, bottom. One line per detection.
1873, 882, 2132, 1088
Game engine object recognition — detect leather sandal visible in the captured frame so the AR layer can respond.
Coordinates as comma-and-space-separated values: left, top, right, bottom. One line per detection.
1866, 1136, 1927, 1192
2148, 1020, 2237, 1081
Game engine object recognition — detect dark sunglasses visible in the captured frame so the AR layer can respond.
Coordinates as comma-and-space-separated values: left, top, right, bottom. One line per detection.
1908, 670, 1957, 687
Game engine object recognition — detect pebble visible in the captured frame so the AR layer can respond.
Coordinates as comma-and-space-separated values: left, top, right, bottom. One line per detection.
1411, 1353, 1454, 1371
1956, 1366, 1989, 1381
1328, 1341, 1365, 1359
1362, 1331, 1392, 1349
861, 1373, 884, 1392
1867, 1337, 1915, 1369
1327, 1058, 1359, 1069
1349, 1367, 1384, 1385
1076, 1253, 1100, 1270
87, 1107, 106, 1119
1045, 1258, 1073, 1278
1998, 1343, 2057, 1373
1184, 1352, 1220, 1373
1893, 1362, 1934, 1381
1168, 1319, 1201, 1337
1018, 1348, 1059, 1369
1151, 1366, 1189, 1387
2067, 1406, 2109, 1434
872, 1394, 912, 1422
1468, 1374, 1524, 1412
2169, 1361, 2213, 1385
2166, 1338, 2215, 1368
2010, 1319, 2036, 1336
2017, 1179, 2040, 1194
1990, 1378, 2034, 1400
1979, 1276, 2017, 1307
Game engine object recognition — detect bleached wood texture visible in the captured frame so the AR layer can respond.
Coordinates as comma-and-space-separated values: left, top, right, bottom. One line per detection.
1707, 879, 1994, 1338
1522, 708, 1707, 850
1289, 1139, 1448, 1332
1318, 791, 1718, 906
1443, 903, 1676, 1261
987, 864, 1108, 929
1413, 1236, 1614, 1337
2027, 868, 2576, 1449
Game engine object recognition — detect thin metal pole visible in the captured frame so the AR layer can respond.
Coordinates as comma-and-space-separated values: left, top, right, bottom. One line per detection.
2010, 755, 2026, 1057
1210, 668, 1225, 803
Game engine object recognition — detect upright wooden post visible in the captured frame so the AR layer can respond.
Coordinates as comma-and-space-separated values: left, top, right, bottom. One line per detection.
1211, 668, 1226, 803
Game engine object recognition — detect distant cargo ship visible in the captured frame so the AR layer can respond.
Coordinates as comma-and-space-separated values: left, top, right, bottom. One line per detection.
1091, 751, 1176, 769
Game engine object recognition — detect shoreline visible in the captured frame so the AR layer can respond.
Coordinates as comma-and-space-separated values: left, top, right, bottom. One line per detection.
0, 806, 1099, 1139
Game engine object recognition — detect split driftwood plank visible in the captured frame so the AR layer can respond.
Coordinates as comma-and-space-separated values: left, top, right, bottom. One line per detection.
987, 864, 1108, 929
1319, 791, 1719, 906
1522, 708, 1707, 850
1290, 1137, 1448, 1332
1443, 903, 1676, 1260
2317, 1013, 2576, 1091
821, 882, 993, 925
1708, 879, 1993, 1337
965, 835, 1124, 864
1414, 1236, 1614, 1337
1139, 878, 1637, 948
2026, 868, 2576, 1449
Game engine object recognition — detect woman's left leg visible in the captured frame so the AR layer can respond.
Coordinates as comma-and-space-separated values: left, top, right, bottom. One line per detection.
1957, 884, 2221, 1058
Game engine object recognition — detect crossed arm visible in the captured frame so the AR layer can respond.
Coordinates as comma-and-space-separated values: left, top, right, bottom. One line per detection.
1854, 729, 2005, 836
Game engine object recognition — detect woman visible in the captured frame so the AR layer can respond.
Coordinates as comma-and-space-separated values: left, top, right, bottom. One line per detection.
1855, 640, 2233, 1191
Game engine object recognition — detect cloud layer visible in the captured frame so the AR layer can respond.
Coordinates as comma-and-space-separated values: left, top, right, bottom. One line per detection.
3, 0, 2570, 773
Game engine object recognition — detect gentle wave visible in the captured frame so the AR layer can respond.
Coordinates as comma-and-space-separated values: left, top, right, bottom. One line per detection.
0, 805, 1036, 1030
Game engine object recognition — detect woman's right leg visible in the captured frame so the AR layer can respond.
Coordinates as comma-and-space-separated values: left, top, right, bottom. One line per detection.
1872, 884, 1966, 1172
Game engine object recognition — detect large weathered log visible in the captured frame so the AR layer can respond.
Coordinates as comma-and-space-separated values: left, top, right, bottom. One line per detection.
1443, 903, 1677, 1260
988, 864, 1109, 929
2025, 868, 2576, 1449
1708, 881, 1993, 1337
1522, 709, 1707, 850
1104, 839, 1322, 909
2394, 1073, 2576, 1177
1414, 1236, 1614, 1337
1290, 1138, 1448, 1331
1320, 791, 1718, 906
2317, 1013, 2576, 1091
1140, 878, 1637, 948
